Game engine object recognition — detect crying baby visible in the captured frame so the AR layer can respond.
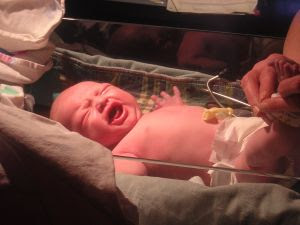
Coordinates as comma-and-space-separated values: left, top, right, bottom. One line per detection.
50, 81, 299, 186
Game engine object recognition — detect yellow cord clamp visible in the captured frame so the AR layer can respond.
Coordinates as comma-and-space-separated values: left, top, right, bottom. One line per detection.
202, 107, 234, 122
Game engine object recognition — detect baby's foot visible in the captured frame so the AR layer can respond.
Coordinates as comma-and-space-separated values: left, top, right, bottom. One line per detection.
151, 86, 184, 110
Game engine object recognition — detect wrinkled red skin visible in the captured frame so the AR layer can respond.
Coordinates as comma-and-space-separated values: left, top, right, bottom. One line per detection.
50, 81, 142, 149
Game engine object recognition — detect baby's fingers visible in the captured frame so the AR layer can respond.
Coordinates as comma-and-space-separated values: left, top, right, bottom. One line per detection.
160, 91, 171, 99
259, 95, 300, 112
172, 86, 184, 104
151, 95, 159, 102
172, 86, 181, 97
151, 95, 163, 108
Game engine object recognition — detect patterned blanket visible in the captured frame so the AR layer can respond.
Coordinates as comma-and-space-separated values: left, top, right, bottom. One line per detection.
30, 48, 251, 117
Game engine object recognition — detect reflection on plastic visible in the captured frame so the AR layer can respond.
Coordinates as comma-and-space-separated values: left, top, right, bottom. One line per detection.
113, 155, 300, 182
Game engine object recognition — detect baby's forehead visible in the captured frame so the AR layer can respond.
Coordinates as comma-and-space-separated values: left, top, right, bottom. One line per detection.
52, 82, 106, 123
66, 81, 108, 98
72, 81, 106, 92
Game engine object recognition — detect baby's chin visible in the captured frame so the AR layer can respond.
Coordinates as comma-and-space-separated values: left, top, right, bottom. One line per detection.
101, 132, 129, 150
99, 123, 137, 150
122, 106, 141, 128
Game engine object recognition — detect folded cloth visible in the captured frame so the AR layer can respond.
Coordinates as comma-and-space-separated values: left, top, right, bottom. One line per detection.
0, 103, 137, 225
0, 0, 62, 85
0, 0, 64, 109
0, 0, 64, 52
0, 45, 54, 85
0, 84, 24, 107
116, 173, 300, 225
167, 0, 258, 14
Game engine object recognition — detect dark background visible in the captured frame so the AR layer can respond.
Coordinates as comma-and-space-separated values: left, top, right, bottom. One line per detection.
65, 0, 300, 37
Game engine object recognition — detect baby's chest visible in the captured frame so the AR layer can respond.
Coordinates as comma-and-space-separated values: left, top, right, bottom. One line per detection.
125, 113, 213, 157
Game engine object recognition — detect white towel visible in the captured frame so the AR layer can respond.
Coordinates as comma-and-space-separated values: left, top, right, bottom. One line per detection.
167, 0, 258, 14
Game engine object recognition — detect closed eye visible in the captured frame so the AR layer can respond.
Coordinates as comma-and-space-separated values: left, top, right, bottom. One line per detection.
81, 109, 90, 129
94, 90, 100, 96
93, 85, 110, 97
100, 85, 110, 96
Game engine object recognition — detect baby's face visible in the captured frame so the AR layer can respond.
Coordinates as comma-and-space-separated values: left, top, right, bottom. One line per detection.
51, 81, 142, 148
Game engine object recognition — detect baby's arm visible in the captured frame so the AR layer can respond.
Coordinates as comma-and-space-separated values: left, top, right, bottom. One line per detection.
151, 86, 184, 110
113, 153, 148, 175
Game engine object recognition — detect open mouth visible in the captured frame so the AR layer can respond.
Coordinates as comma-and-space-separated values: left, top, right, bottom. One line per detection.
106, 102, 126, 125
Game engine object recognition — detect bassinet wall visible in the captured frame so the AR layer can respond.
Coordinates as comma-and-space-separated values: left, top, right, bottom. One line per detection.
20, 47, 300, 225
29, 47, 250, 116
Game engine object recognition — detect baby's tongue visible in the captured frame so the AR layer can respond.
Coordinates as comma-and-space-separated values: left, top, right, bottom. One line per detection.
109, 105, 122, 123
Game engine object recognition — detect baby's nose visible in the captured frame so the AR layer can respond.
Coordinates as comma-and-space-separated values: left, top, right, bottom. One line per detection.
93, 97, 107, 113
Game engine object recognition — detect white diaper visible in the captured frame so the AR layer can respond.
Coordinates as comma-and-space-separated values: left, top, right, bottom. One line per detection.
0, 0, 64, 52
208, 117, 268, 186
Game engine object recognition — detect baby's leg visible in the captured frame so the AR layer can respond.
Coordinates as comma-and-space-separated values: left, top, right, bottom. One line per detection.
234, 121, 299, 183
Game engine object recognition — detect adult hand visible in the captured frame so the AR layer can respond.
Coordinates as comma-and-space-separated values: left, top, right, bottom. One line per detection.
241, 53, 300, 114
260, 56, 300, 112
259, 75, 300, 112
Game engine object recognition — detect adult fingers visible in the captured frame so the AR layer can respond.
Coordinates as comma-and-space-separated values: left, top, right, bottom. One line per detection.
258, 66, 277, 102
280, 60, 299, 80
254, 53, 284, 70
241, 69, 260, 106
259, 95, 300, 112
275, 59, 291, 81
278, 75, 300, 97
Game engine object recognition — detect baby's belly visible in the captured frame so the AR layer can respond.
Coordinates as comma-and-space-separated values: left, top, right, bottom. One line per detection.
144, 107, 218, 162
114, 106, 220, 181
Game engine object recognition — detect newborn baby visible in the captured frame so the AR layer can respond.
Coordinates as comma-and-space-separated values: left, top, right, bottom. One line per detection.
50, 81, 299, 186
50, 81, 142, 149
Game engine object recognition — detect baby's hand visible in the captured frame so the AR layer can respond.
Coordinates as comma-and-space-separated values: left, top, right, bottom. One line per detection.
151, 86, 184, 110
